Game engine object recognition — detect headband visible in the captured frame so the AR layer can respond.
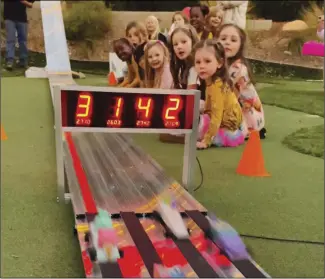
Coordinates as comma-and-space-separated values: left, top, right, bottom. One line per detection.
144, 40, 165, 52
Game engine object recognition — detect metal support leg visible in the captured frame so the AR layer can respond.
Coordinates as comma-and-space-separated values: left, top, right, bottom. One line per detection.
55, 130, 65, 203
182, 93, 200, 193
54, 86, 65, 203
182, 133, 197, 192
64, 168, 71, 204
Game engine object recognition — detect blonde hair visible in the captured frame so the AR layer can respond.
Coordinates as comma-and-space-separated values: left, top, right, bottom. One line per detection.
172, 11, 189, 24
206, 6, 224, 27
145, 15, 160, 40
144, 40, 170, 88
125, 21, 148, 44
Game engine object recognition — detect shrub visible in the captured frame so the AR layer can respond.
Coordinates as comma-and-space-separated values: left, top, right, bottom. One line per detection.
108, 0, 199, 11
1, 2, 4, 29
287, 2, 324, 54
251, 0, 323, 22
63, 1, 111, 41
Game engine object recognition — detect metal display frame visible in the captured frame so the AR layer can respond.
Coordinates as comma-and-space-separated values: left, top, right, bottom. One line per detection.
53, 85, 201, 203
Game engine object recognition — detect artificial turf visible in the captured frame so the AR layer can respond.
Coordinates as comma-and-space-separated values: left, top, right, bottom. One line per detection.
256, 78, 324, 158
283, 124, 324, 159
1, 75, 324, 278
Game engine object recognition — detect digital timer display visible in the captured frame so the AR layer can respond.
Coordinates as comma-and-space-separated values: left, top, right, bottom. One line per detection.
61, 90, 195, 129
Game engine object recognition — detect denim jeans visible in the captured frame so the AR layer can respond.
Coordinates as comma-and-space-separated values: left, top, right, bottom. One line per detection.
5, 19, 28, 63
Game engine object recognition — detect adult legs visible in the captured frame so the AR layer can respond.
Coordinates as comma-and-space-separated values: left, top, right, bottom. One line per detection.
16, 21, 28, 67
5, 19, 17, 69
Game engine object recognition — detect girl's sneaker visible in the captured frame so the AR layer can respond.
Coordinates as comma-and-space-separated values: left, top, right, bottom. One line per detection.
259, 128, 267, 139
245, 128, 267, 140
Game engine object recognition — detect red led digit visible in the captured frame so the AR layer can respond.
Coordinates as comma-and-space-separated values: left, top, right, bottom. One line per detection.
107, 97, 124, 127
114, 97, 124, 118
75, 92, 93, 126
136, 97, 153, 119
135, 97, 154, 127
163, 95, 183, 128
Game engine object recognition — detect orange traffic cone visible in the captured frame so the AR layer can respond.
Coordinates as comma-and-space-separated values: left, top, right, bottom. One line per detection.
1, 125, 7, 140
107, 72, 118, 86
236, 130, 270, 177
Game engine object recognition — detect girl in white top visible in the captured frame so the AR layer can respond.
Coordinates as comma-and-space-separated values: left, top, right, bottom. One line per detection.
218, 23, 266, 139
169, 25, 205, 111
159, 25, 202, 143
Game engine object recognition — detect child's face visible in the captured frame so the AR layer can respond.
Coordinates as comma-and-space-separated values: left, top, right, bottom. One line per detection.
127, 27, 141, 47
173, 14, 185, 27
194, 46, 222, 81
209, 12, 223, 28
147, 45, 165, 69
146, 18, 156, 32
218, 26, 241, 58
172, 31, 192, 60
190, 7, 205, 31
115, 42, 132, 62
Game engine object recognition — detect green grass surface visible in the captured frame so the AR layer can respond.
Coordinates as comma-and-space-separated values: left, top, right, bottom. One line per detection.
283, 124, 324, 159
257, 79, 324, 117
1, 78, 84, 277
1, 75, 324, 278
256, 78, 324, 158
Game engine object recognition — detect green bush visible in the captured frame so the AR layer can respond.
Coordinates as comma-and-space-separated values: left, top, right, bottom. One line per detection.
286, 3, 323, 55
251, 0, 323, 22
108, 0, 199, 11
1, 2, 4, 29
63, 1, 111, 41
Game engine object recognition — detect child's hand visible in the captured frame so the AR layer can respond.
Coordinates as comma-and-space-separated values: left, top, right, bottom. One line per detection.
196, 141, 208, 149
242, 102, 252, 111
253, 99, 262, 111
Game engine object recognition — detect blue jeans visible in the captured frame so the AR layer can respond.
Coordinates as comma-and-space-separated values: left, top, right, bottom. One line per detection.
5, 19, 28, 63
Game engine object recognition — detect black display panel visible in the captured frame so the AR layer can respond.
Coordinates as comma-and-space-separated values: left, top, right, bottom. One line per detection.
61, 90, 195, 130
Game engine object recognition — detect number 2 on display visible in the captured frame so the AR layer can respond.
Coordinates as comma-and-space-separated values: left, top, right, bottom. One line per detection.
163, 96, 183, 128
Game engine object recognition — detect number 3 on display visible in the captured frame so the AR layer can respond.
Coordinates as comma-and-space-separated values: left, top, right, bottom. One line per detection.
75, 92, 93, 126
76, 92, 93, 118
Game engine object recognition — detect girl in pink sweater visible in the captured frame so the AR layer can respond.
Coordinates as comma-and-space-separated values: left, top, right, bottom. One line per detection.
143, 40, 173, 89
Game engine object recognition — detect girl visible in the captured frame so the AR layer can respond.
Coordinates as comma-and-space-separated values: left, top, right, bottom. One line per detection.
172, 11, 189, 27
170, 25, 205, 107
217, 24, 266, 138
168, 11, 189, 38
206, 6, 224, 38
125, 21, 149, 87
194, 39, 246, 149
145, 15, 168, 45
159, 25, 202, 144
170, 25, 199, 90
126, 21, 148, 48
143, 40, 173, 89
112, 38, 140, 88
189, 5, 213, 40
